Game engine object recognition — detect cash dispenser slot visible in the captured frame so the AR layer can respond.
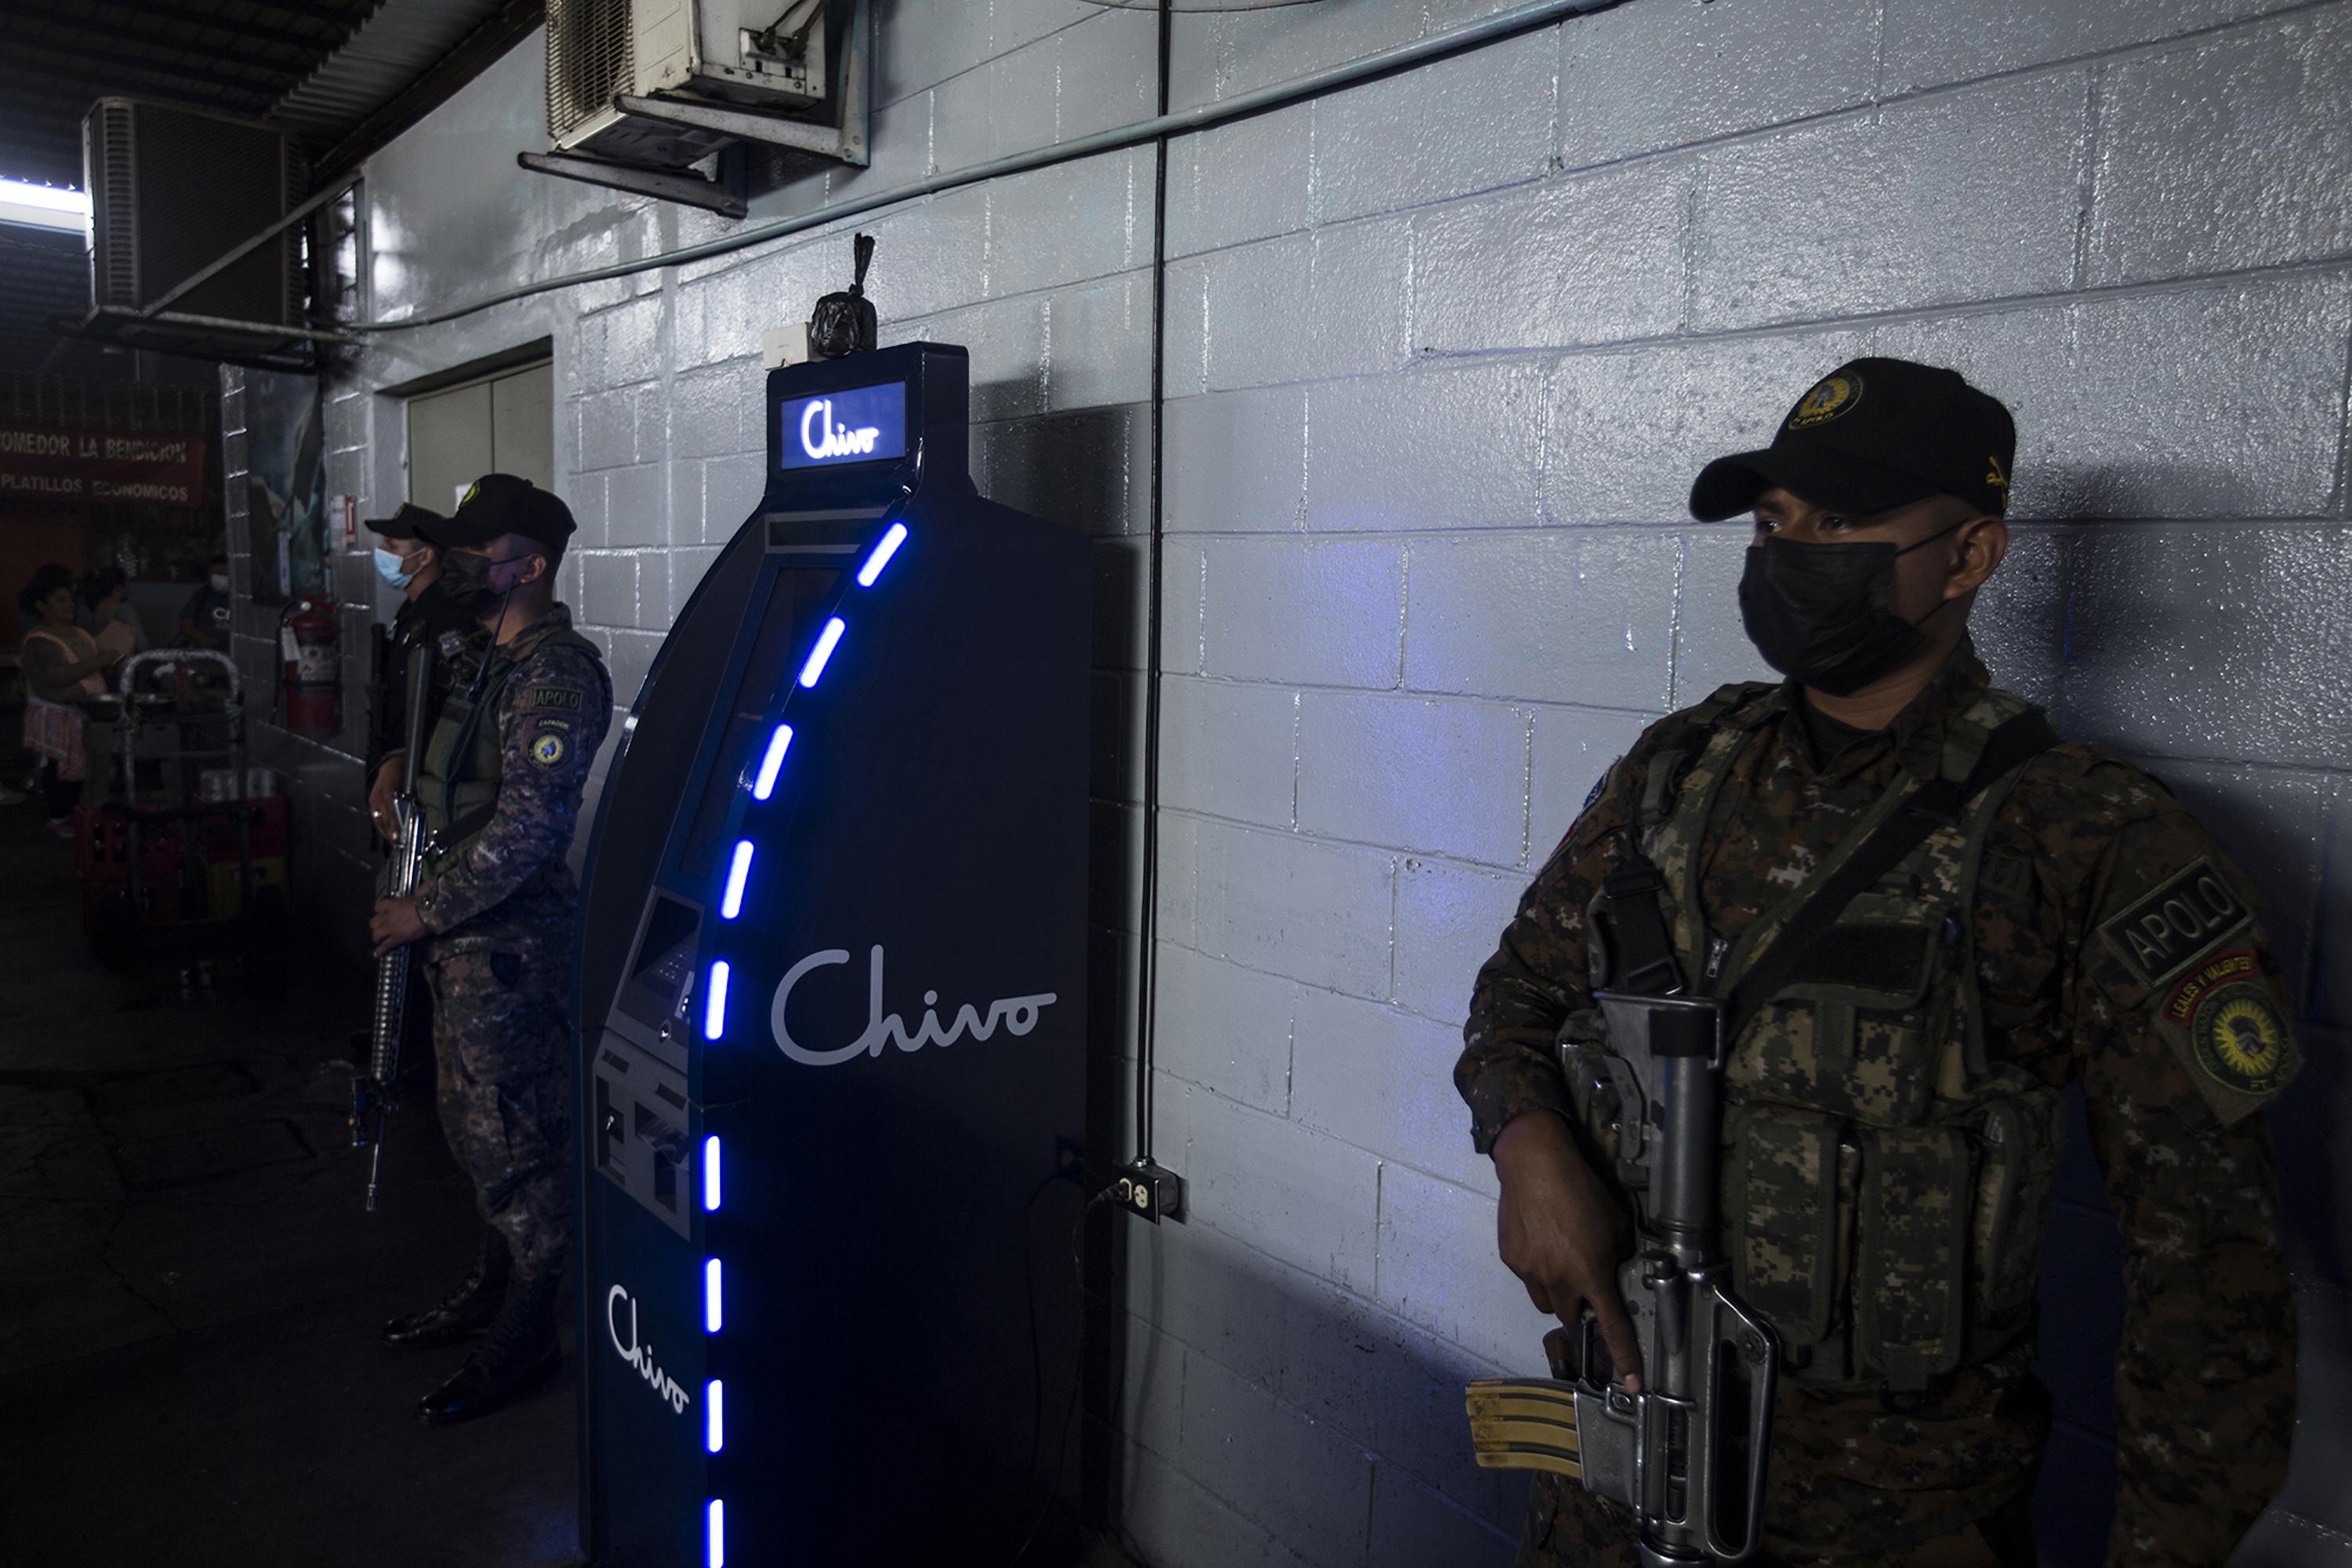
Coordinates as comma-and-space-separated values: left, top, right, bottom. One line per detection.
592, 1037, 696, 1240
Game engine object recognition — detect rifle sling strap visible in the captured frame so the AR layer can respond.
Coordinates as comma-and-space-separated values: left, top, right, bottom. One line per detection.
1719, 709, 2058, 1045
1599, 858, 1684, 995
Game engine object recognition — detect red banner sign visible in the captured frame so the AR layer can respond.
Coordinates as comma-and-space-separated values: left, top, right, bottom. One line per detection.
0, 426, 209, 508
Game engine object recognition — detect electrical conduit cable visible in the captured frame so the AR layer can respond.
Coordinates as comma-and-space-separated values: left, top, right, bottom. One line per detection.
345, 0, 1636, 334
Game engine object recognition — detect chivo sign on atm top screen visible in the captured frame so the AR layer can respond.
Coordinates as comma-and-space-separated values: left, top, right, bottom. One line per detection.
778, 381, 908, 471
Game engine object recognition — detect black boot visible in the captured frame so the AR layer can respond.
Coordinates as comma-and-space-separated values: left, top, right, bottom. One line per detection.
381, 1229, 510, 1349
414, 1269, 562, 1425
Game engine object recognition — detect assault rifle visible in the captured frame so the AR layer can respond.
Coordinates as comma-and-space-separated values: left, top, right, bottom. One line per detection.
1467, 991, 1779, 1565
350, 643, 435, 1212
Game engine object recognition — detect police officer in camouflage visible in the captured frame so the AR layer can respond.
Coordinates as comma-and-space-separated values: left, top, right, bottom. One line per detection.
368, 474, 613, 1425
1461, 359, 2297, 1566
360, 500, 484, 844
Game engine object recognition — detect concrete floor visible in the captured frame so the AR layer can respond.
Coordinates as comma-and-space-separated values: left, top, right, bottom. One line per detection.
0, 793, 579, 1568
0, 774, 1146, 1568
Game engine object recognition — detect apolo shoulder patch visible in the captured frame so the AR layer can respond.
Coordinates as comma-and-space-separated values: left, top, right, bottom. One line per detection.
2095, 857, 2251, 990
530, 686, 583, 710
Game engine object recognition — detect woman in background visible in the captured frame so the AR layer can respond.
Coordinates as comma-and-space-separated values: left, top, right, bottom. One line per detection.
19, 564, 114, 837
78, 568, 149, 666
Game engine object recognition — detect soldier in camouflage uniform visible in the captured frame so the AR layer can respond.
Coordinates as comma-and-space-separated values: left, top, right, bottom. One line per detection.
360, 500, 483, 842
1460, 359, 2297, 1566
369, 474, 612, 1425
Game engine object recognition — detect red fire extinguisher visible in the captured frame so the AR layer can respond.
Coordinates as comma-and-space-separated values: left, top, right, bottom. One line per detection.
279, 595, 341, 733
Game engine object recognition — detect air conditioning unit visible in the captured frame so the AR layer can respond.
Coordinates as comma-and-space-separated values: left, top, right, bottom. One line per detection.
548, 0, 833, 168
82, 98, 305, 328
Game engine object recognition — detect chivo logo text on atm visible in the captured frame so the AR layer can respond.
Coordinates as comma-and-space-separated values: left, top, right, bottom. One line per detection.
770, 944, 1058, 1067
606, 1283, 692, 1415
799, 398, 882, 461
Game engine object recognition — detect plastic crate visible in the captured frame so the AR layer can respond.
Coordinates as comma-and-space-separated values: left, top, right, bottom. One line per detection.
198, 797, 289, 863
206, 855, 288, 920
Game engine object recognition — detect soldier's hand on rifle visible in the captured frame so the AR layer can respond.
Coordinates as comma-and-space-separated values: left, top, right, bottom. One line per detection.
1494, 1109, 1645, 1392
368, 755, 404, 844
370, 897, 427, 957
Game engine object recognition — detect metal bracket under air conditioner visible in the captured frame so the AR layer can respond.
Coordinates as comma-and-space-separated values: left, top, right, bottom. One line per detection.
517, 150, 750, 219
518, 0, 869, 215
45, 305, 355, 372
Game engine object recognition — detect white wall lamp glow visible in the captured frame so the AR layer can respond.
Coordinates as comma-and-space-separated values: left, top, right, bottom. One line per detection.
0, 179, 91, 235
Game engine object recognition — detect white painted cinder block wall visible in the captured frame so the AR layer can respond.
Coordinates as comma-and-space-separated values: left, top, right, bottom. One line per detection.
222, 1, 2350, 1563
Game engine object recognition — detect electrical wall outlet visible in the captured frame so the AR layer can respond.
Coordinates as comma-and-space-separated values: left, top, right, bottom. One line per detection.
1114, 1159, 1185, 1225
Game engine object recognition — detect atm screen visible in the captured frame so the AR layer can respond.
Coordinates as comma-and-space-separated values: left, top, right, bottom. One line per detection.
674, 565, 844, 879
777, 381, 908, 471
615, 894, 702, 1031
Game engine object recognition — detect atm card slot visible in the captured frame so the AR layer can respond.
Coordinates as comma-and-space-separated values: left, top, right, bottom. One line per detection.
590, 1034, 699, 1240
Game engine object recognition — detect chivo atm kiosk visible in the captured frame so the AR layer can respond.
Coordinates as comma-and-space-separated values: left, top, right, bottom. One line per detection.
575, 343, 1091, 1566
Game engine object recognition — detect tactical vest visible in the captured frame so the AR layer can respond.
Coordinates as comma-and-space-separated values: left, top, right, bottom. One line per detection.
1563, 683, 2067, 1392
416, 625, 605, 875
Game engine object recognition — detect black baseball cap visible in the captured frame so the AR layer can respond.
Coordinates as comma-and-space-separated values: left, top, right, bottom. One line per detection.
362, 502, 445, 541
1689, 358, 2016, 522
420, 474, 577, 553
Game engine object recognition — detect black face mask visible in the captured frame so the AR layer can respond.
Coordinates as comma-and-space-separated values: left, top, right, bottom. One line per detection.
1737, 521, 1965, 696
437, 550, 535, 624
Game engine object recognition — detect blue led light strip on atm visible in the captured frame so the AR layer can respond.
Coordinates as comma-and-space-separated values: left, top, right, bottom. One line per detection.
797, 617, 846, 688
751, 724, 793, 800
720, 841, 754, 920
857, 522, 908, 586
703, 961, 730, 1040
695, 524, 907, 1567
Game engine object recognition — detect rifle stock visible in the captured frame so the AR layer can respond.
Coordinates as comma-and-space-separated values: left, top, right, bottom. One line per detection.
352, 642, 437, 1211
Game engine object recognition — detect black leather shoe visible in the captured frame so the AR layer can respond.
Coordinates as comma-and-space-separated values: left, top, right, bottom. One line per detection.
414, 1269, 561, 1425
413, 1336, 561, 1425
380, 1291, 501, 1349
381, 1229, 510, 1349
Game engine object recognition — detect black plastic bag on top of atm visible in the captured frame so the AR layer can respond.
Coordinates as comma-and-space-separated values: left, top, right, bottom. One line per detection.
808, 233, 878, 358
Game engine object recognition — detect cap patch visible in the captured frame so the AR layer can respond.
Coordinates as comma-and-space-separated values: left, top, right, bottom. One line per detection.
2165, 950, 2292, 1095
1984, 454, 2010, 506
529, 731, 568, 769
1786, 372, 1863, 430
461, 480, 481, 507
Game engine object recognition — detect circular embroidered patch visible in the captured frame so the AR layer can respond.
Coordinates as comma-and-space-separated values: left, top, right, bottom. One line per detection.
2190, 982, 2290, 1094
2164, 950, 2291, 1095
530, 731, 567, 768
1787, 372, 1863, 430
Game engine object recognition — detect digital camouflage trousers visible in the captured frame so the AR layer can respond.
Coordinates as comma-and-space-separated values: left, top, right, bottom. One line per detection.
426, 942, 573, 1285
